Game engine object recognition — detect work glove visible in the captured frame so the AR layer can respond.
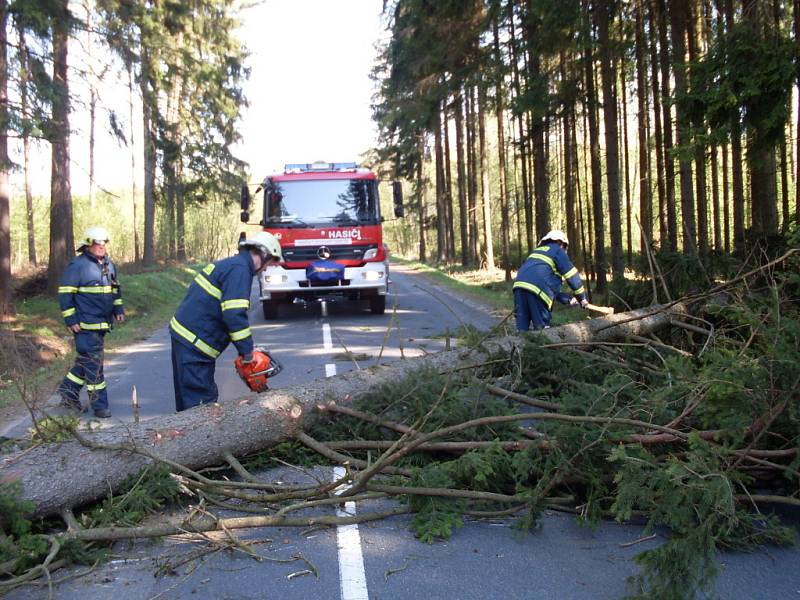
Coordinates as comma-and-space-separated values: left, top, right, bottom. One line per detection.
580, 298, 589, 308
569, 297, 579, 307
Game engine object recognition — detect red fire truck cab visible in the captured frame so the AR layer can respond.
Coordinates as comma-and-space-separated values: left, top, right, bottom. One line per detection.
240, 162, 404, 319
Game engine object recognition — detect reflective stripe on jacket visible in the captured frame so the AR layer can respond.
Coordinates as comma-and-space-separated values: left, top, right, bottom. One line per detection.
512, 242, 587, 308
169, 250, 255, 359
58, 251, 123, 329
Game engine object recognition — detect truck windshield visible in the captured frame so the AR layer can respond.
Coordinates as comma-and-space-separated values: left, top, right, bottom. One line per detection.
265, 179, 378, 225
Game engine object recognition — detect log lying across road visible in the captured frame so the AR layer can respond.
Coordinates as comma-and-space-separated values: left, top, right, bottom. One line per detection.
0, 303, 687, 518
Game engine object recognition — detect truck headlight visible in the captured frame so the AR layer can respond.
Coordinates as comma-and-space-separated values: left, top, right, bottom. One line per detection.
265, 274, 287, 285
363, 247, 378, 260
363, 270, 384, 281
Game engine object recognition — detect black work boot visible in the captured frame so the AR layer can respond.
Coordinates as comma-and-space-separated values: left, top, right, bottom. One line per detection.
93, 408, 112, 418
60, 395, 87, 413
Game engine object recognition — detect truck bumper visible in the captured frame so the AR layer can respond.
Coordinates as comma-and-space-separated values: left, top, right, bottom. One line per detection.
259, 263, 388, 301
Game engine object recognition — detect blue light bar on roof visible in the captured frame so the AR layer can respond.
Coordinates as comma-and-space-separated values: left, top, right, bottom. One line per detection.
284, 162, 358, 173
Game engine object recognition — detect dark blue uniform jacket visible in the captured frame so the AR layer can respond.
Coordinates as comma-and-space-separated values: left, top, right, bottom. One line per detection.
512, 242, 587, 308
58, 250, 124, 330
170, 250, 255, 359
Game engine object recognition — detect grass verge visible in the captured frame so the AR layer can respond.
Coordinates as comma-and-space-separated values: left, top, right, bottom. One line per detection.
0, 264, 199, 411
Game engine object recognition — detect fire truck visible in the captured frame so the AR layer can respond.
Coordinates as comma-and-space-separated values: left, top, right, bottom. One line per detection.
240, 162, 404, 319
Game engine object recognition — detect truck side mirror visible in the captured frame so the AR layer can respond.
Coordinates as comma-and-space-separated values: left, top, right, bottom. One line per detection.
392, 181, 404, 218
240, 185, 251, 223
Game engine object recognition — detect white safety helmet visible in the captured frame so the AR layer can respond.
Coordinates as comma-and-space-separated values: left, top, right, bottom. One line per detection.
540, 230, 569, 247
82, 226, 110, 246
239, 231, 283, 262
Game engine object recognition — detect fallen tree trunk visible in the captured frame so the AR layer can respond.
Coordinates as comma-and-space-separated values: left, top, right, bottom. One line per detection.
0, 303, 687, 517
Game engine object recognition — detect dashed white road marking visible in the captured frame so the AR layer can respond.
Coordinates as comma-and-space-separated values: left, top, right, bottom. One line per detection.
324, 321, 367, 599
333, 466, 369, 600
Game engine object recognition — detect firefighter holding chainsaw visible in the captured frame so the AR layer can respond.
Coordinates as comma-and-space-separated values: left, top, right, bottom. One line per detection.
57, 226, 124, 418
169, 232, 282, 411
513, 230, 588, 331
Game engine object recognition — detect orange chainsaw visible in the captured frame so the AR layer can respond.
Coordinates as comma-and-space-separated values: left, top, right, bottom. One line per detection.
234, 346, 283, 392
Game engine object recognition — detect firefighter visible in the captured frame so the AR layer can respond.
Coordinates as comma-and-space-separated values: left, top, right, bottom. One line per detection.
169, 232, 282, 412
57, 226, 125, 418
513, 230, 588, 331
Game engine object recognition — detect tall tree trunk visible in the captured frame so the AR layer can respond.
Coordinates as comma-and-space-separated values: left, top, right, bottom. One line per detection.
619, 54, 633, 265
687, 2, 709, 257
128, 66, 140, 263
656, 0, 678, 251
584, 36, 607, 291
721, 0, 746, 250
509, 112, 524, 265
647, 0, 667, 247
722, 142, 731, 252
581, 95, 596, 283
597, 1, 624, 282
711, 146, 721, 252
478, 85, 495, 271
47, 2, 75, 293
417, 137, 427, 263
466, 87, 479, 265
533, 116, 549, 243
0, 1, 10, 314
561, 55, 578, 258
780, 135, 789, 231
795, 0, 800, 227
141, 46, 157, 267
454, 91, 469, 265
493, 15, 511, 281
742, 0, 778, 238
573, 111, 590, 276
635, 1, 652, 254
434, 105, 447, 263
508, 5, 533, 252
19, 29, 36, 266
87, 5, 96, 212
443, 102, 456, 261
669, 0, 698, 254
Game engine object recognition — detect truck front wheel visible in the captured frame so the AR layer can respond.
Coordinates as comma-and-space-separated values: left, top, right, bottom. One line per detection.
262, 300, 279, 320
369, 295, 386, 315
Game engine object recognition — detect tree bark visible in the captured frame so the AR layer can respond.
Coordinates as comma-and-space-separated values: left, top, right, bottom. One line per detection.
583, 34, 608, 291
417, 136, 427, 263
434, 103, 447, 262
128, 66, 140, 263
0, 303, 689, 518
478, 85, 495, 271
47, 1, 75, 293
0, 0, 10, 315
141, 45, 158, 267
454, 90, 469, 266
466, 87, 479, 266
19, 29, 36, 267
508, 5, 533, 253
669, 0, 698, 255
635, 1, 652, 254
597, 1, 624, 281
493, 14, 511, 280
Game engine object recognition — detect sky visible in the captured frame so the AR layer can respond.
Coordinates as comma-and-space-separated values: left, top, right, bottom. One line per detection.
235, 0, 388, 182
15, 0, 388, 198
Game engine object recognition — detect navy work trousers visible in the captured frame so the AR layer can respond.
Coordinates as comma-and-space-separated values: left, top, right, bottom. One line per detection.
58, 331, 108, 411
171, 338, 219, 412
514, 288, 552, 331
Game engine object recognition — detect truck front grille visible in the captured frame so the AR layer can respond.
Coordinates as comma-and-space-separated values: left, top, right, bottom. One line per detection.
282, 244, 375, 262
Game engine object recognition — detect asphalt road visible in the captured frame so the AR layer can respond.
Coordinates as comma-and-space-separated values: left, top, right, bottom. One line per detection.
4, 264, 800, 599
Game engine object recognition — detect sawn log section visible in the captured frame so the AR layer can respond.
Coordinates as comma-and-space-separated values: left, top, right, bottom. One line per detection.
0, 303, 686, 517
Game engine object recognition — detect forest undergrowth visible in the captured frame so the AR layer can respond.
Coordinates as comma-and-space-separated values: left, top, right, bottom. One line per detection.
0, 237, 798, 599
